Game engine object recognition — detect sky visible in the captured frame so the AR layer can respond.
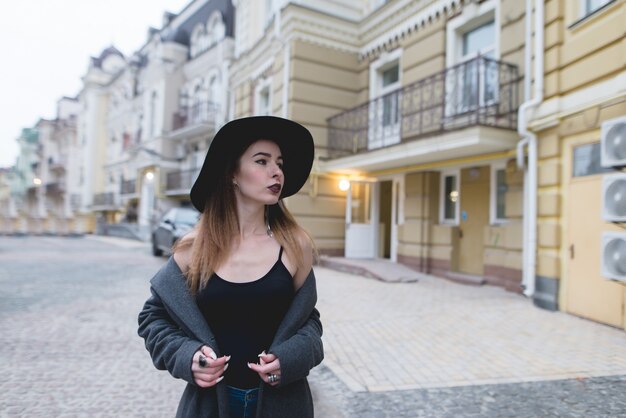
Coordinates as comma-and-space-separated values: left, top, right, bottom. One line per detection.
0, 0, 192, 167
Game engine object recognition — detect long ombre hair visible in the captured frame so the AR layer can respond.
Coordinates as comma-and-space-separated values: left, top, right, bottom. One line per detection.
174, 139, 311, 295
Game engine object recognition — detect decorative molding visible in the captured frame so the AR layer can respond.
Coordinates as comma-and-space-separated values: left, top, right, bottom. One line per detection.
359, 0, 466, 59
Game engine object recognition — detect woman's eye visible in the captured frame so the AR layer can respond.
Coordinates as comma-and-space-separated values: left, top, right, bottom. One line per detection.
277, 163, 284, 170
255, 159, 267, 165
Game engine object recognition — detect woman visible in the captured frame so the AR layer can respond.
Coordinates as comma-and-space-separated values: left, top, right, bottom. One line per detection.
138, 116, 323, 418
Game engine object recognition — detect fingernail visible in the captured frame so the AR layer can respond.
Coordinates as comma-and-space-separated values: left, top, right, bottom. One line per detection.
226, 355, 232, 361
247, 362, 252, 368
216, 376, 224, 383
224, 363, 229, 371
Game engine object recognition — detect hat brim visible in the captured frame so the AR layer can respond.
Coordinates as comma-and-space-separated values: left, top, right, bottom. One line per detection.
190, 116, 314, 212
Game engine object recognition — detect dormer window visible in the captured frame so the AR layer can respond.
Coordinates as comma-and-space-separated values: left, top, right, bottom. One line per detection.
190, 23, 207, 58
207, 11, 225, 46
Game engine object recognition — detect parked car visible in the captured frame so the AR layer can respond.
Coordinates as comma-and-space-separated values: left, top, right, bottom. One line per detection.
151, 207, 199, 256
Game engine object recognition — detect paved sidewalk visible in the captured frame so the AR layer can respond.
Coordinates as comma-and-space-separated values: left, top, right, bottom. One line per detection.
314, 267, 626, 393
2, 236, 626, 417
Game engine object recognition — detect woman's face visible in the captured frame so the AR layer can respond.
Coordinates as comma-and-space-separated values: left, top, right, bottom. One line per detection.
233, 139, 284, 206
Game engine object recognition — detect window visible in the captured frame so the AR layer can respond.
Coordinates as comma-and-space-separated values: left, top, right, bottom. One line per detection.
381, 64, 400, 128
491, 163, 508, 223
207, 12, 225, 45
149, 92, 158, 138
573, 143, 613, 177
369, 50, 402, 149
209, 75, 220, 106
584, 0, 612, 15
255, 79, 272, 116
446, 0, 499, 116
440, 171, 460, 224
190, 24, 206, 58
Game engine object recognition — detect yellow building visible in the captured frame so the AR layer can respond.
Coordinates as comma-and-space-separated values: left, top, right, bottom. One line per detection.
230, 0, 625, 331
529, 0, 625, 329
231, 0, 527, 288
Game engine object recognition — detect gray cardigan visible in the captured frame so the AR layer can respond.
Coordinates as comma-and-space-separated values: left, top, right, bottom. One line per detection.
137, 257, 324, 418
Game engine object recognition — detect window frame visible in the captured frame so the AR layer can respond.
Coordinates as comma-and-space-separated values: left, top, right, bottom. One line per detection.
445, 0, 499, 116
439, 169, 460, 225
581, 0, 613, 17
254, 77, 273, 116
368, 49, 403, 149
490, 162, 509, 225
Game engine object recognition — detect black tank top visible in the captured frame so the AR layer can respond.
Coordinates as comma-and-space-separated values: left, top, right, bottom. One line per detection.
196, 247, 294, 389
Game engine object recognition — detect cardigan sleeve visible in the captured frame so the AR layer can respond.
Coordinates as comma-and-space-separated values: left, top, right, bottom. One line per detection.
269, 307, 324, 387
137, 287, 204, 385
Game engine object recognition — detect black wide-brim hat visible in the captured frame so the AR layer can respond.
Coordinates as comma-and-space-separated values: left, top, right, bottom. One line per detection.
190, 116, 315, 212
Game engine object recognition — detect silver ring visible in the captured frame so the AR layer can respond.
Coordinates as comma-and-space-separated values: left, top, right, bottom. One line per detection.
268, 374, 278, 383
199, 355, 207, 368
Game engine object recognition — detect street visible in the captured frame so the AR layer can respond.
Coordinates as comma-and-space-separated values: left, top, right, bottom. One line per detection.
1, 236, 625, 417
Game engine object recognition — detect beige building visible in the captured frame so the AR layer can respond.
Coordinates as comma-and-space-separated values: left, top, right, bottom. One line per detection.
3, 0, 623, 331
230, 0, 625, 331
527, 0, 625, 330
2, 128, 39, 235
36, 97, 82, 236
231, 0, 526, 288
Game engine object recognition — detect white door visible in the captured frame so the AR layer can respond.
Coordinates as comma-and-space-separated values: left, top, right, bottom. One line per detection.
345, 181, 378, 259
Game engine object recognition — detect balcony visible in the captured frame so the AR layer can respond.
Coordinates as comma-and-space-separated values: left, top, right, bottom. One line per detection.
45, 182, 65, 194
120, 179, 137, 196
49, 156, 67, 172
92, 192, 119, 210
327, 56, 520, 159
165, 169, 199, 196
169, 101, 220, 140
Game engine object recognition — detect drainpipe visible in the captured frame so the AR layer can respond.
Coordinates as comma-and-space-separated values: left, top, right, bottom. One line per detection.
517, 0, 544, 297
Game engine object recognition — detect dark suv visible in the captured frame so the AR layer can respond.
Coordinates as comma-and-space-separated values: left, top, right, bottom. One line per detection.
151, 207, 199, 256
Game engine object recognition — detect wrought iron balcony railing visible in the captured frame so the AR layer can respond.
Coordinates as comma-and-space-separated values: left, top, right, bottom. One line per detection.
165, 169, 200, 194
45, 182, 65, 194
172, 101, 220, 132
93, 192, 117, 208
327, 56, 520, 158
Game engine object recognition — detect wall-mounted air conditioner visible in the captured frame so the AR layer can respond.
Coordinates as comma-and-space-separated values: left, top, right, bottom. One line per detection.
600, 115, 626, 168
601, 232, 626, 282
602, 173, 626, 222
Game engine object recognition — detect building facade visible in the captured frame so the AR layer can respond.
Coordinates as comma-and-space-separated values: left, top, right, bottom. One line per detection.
527, 0, 625, 329
2, 0, 623, 330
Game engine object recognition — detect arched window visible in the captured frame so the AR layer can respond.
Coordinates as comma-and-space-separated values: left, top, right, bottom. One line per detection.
190, 23, 206, 58
207, 11, 225, 46
209, 74, 220, 108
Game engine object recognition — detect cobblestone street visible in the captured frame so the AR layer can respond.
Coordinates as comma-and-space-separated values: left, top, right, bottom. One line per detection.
1, 236, 625, 417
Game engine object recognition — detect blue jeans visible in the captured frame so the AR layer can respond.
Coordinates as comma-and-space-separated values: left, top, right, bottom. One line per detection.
227, 386, 259, 418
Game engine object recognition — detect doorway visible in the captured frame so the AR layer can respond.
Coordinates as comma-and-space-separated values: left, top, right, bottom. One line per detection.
344, 180, 377, 258
566, 168, 624, 327
458, 166, 490, 275
379, 180, 393, 258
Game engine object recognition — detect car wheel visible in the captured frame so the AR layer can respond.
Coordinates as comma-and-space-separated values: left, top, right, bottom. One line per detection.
152, 236, 163, 256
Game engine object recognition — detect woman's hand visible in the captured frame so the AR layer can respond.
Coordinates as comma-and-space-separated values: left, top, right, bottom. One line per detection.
248, 351, 281, 386
192, 346, 230, 388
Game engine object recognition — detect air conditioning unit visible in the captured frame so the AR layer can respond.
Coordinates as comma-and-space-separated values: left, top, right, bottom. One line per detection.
600, 115, 626, 168
602, 173, 626, 222
601, 232, 626, 282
